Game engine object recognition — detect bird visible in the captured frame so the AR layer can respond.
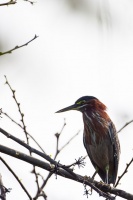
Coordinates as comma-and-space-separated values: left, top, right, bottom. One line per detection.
56, 96, 120, 185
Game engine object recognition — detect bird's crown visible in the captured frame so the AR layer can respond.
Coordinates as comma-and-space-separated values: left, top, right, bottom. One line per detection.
75, 96, 97, 105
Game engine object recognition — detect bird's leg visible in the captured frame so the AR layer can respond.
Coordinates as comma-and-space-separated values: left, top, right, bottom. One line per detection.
90, 168, 98, 194
92, 168, 98, 179
105, 165, 109, 184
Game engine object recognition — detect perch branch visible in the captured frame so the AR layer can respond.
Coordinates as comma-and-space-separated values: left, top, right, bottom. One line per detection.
0, 144, 133, 200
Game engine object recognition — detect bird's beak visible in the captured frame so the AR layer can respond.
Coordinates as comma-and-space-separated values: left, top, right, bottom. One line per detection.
55, 104, 78, 113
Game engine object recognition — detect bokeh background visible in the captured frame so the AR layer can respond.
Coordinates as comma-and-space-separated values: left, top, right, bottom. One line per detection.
0, 0, 133, 199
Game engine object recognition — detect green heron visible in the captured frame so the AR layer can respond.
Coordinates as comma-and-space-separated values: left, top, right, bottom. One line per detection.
56, 96, 120, 184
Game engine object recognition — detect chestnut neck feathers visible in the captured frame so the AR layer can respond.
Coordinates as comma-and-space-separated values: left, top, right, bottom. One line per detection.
82, 99, 110, 144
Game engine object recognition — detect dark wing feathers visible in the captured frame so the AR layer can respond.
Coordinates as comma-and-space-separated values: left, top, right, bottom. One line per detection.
108, 121, 120, 183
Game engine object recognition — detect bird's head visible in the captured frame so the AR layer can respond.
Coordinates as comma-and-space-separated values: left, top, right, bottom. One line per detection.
56, 96, 99, 113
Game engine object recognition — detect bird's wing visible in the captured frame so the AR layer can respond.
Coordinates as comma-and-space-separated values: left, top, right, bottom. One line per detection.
83, 132, 107, 182
108, 121, 120, 183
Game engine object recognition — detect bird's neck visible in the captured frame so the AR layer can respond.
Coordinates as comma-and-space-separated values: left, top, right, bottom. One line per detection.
83, 107, 109, 126
83, 109, 110, 145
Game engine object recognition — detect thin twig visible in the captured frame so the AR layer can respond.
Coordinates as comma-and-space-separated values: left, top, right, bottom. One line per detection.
0, 0, 16, 6
115, 158, 133, 187
35, 123, 81, 198
59, 119, 66, 136
59, 130, 81, 152
34, 120, 66, 199
36, 173, 44, 181
115, 119, 133, 186
2, 111, 46, 153
54, 119, 66, 159
117, 120, 133, 133
36, 123, 80, 197
32, 166, 40, 192
4, 76, 29, 144
4, 76, 42, 195
23, 0, 36, 5
33, 173, 52, 200
0, 108, 2, 118
0, 157, 32, 200
34, 119, 68, 198
0, 35, 38, 56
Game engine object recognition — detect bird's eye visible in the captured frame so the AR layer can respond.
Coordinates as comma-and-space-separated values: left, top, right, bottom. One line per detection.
76, 100, 86, 105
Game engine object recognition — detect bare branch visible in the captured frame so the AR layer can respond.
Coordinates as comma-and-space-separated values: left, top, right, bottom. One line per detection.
0, 146, 114, 200
59, 130, 81, 152
0, 127, 114, 199
33, 172, 52, 200
117, 120, 133, 133
2, 77, 81, 199
0, 108, 2, 118
35, 120, 66, 199
54, 119, 66, 159
0, 127, 73, 175
32, 166, 40, 193
0, 144, 133, 200
0, 35, 38, 56
0, 173, 6, 200
2, 111, 46, 153
23, 0, 36, 5
115, 158, 133, 187
0, 0, 16, 6
4, 75, 29, 145
35, 122, 80, 198
83, 184, 93, 198
3, 73, 44, 195
0, 157, 32, 199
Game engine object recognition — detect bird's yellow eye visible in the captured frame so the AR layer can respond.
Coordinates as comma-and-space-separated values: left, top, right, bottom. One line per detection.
76, 100, 86, 105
